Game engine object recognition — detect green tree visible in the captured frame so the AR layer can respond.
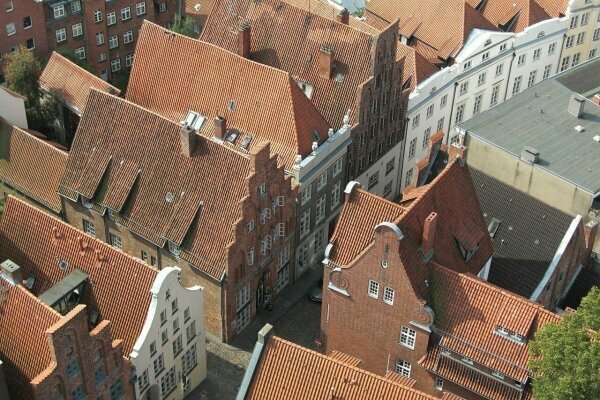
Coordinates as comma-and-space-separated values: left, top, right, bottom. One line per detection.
55, 47, 95, 73
171, 14, 198, 38
529, 287, 600, 399
4, 46, 57, 135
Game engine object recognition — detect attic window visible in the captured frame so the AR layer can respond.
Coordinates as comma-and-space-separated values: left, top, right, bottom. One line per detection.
227, 100, 236, 112
296, 81, 314, 99
239, 134, 252, 150
168, 241, 181, 257
488, 218, 501, 238
494, 325, 526, 345
81, 196, 93, 208
455, 238, 479, 262
184, 110, 206, 131
225, 129, 239, 143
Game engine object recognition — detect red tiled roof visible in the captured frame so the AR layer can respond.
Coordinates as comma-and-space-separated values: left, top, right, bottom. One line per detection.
59, 89, 252, 279
395, 44, 439, 91
477, 0, 553, 32
0, 279, 61, 399
247, 335, 436, 400
0, 197, 159, 357
201, 0, 385, 128
127, 21, 330, 170
330, 350, 362, 367
0, 118, 68, 212
184, 0, 214, 31
39, 52, 120, 114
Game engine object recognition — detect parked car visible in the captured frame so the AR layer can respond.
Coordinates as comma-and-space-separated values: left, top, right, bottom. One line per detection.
308, 278, 323, 302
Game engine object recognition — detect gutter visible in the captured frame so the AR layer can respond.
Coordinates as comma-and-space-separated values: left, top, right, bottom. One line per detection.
236, 324, 273, 400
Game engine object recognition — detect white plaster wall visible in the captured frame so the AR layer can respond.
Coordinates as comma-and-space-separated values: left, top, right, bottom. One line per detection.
0, 86, 27, 129
130, 267, 206, 400
355, 139, 402, 199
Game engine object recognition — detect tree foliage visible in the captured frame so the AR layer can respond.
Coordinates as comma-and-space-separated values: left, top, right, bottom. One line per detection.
529, 287, 600, 399
4, 47, 57, 135
55, 46, 95, 73
171, 14, 199, 38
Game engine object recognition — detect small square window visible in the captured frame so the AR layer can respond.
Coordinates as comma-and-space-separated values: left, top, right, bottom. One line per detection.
383, 287, 394, 305
23, 16, 32, 29
399, 326, 416, 349
368, 280, 379, 298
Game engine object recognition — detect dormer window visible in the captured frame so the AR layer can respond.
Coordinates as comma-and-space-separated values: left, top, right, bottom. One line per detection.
456, 239, 479, 262
81, 196, 93, 208
461, 356, 474, 366
168, 241, 181, 257
107, 209, 116, 221
494, 325, 526, 344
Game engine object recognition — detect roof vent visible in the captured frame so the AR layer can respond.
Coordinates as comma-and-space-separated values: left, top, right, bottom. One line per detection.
593, 135, 600, 143
575, 125, 585, 133
520, 146, 539, 165
568, 94, 585, 118
59, 260, 69, 271
166, 192, 175, 203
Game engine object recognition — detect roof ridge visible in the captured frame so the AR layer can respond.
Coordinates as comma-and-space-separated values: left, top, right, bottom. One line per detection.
46, 52, 119, 92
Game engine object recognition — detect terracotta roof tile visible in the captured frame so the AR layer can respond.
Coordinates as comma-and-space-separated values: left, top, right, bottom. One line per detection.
329, 350, 362, 367
395, 44, 439, 91
201, 0, 384, 128
248, 336, 436, 399
0, 280, 61, 399
127, 21, 330, 170
39, 52, 120, 114
0, 196, 159, 357
478, 0, 564, 32
0, 118, 67, 212
59, 90, 251, 278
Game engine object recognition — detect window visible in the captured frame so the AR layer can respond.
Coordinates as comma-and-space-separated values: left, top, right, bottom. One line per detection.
70, 1, 81, 13
408, 138, 417, 159
109, 379, 123, 400
75, 47, 85, 60
527, 70, 537, 88
331, 181, 341, 210
437, 117, 444, 132
123, 30, 134, 44
477, 72, 486, 86
23, 16, 32, 29
150, 341, 157, 355
136, 2, 147, 15
368, 280, 379, 298
160, 366, 176, 397
246, 247, 254, 265
332, 157, 342, 176
533, 48, 541, 60
548, 42, 556, 54
110, 233, 122, 250
121, 7, 131, 21
315, 195, 326, 223
512, 76, 522, 95
161, 329, 168, 344
67, 359, 80, 377
111, 58, 121, 72
53, 4, 65, 18
459, 81, 468, 95
300, 210, 311, 238
399, 326, 416, 349
72, 22, 82, 37
71, 386, 85, 400
5, 1, 13, 12
186, 320, 196, 343
594, 28, 600, 41
385, 158, 395, 175
517, 54, 526, 66
426, 104, 434, 118
109, 35, 118, 49
182, 343, 197, 375
435, 378, 443, 391
153, 354, 165, 377
482, 51, 489, 61
463, 60, 472, 70
569, 15, 579, 29
576, 32, 585, 45
495, 63, 504, 76
383, 287, 394, 305
138, 369, 149, 393
543, 64, 552, 80
590, 49, 597, 59
172, 335, 183, 356
107, 11, 116, 25
572, 52, 581, 67
404, 168, 413, 186
247, 219, 255, 233
316, 172, 327, 191
473, 93, 483, 115
412, 114, 420, 128
490, 84, 500, 106
159, 2, 167, 12
96, 32, 104, 45
395, 359, 411, 378
582, 12, 589, 25
499, 43, 507, 52
168, 241, 180, 257
383, 182, 392, 197
160, 309, 167, 326
184, 307, 190, 322
455, 103, 465, 124
300, 186, 311, 205
94, 9, 102, 23
367, 172, 379, 190
151, 256, 157, 267
56, 28, 67, 43
440, 94, 447, 108
83, 219, 95, 236
260, 235, 272, 255
566, 35, 574, 48
461, 356, 474, 365
560, 56, 570, 71
422, 127, 431, 149
125, 53, 134, 67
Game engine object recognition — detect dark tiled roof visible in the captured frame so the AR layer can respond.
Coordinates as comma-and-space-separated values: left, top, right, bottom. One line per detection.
469, 167, 575, 298
0, 118, 68, 213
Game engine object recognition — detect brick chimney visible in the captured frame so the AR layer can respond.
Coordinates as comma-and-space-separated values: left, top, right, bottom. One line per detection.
1, 259, 22, 286
583, 219, 598, 262
238, 23, 251, 58
318, 45, 334, 80
421, 212, 437, 257
180, 123, 195, 157
214, 116, 226, 140
336, 8, 349, 25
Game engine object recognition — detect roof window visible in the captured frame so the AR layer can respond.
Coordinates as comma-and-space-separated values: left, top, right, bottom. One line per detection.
184, 110, 206, 131
494, 325, 526, 345
488, 218, 501, 238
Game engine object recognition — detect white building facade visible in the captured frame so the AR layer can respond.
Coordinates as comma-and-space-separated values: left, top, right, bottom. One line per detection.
130, 267, 206, 400
398, 17, 567, 192
560, 0, 600, 71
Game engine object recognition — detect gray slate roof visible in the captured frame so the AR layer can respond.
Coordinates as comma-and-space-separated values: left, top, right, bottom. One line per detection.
461, 58, 600, 195
469, 167, 575, 298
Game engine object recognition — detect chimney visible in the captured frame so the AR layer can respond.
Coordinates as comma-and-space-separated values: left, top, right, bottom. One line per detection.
421, 212, 437, 257
520, 146, 539, 165
1, 260, 22, 286
592, 94, 600, 106
238, 23, 251, 58
336, 8, 349, 25
568, 94, 585, 118
214, 116, 226, 140
583, 219, 598, 262
449, 142, 468, 160
318, 45, 334, 80
180, 123, 195, 157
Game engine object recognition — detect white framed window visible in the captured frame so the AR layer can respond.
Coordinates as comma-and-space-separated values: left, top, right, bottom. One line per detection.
55, 28, 67, 43
572, 52, 581, 67
368, 172, 379, 190
399, 326, 416, 349
408, 138, 417, 159
477, 72, 486, 86
109, 35, 118, 49
107, 11, 116, 26
490, 84, 500, 107
422, 127, 431, 149
123, 30, 133, 44
247, 219, 255, 233
533, 48, 541, 61
482, 51, 489, 61
412, 114, 420, 127
517, 54, 526, 66
182, 343, 197, 375
136, 2, 147, 15
560, 56, 570, 71
125, 53, 134, 67
315, 195, 326, 223
300, 210, 311, 238
404, 168, 413, 187
110, 233, 122, 250
314, 229, 324, 250
590, 49, 597, 59
331, 181, 341, 210
236, 284, 250, 311
332, 157, 342, 177
53, 4, 65, 18
395, 359, 411, 378
316, 172, 327, 191
74, 47, 85, 60
527, 70, 537, 88
5, 22, 15, 36
83, 219, 95, 237
153, 354, 164, 377
463, 60, 472, 70
455, 103, 465, 124
569, 15, 579, 29
23, 16, 32, 30
160, 366, 176, 397
138, 369, 149, 393
111, 58, 121, 72
512, 76, 522, 95
435, 378, 443, 390
5, 1, 13, 12
543, 64, 552, 80
93, 9, 102, 23
494, 63, 503, 77
594, 28, 600, 41
576, 32, 585, 45
159, 2, 167, 12
72, 23, 83, 37
383, 287, 394, 305
440, 94, 447, 108
98, 52, 106, 62
260, 235, 272, 255
581, 12, 589, 25
300, 186, 311, 205
96, 32, 104, 45
141, 250, 148, 263
121, 6, 131, 21
246, 247, 254, 265
459, 81, 468, 95
168, 241, 181, 257
70, 1, 81, 13
258, 182, 266, 197
548, 42, 556, 54
566, 35, 574, 48
368, 280, 379, 298
437, 117, 444, 132
473, 93, 483, 115
385, 158, 395, 175
426, 104, 434, 118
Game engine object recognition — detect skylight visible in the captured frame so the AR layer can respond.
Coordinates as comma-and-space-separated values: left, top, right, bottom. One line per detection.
184, 110, 206, 131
